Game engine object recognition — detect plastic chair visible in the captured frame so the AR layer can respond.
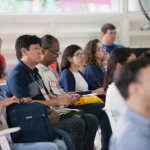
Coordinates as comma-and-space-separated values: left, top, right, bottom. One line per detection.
0, 127, 20, 150
102, 107, 116, 133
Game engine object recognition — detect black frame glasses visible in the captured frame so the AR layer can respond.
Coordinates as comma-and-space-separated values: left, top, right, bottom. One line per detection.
43, 47, 61, 57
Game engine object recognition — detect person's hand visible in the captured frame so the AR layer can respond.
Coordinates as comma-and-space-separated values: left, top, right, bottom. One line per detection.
103, 52, 109, 61
69, 94, 81, 105
57, 95, 73, 107
102, 61, 108, 68
92, 88, 105, 95
1, 96, 20, 108
21, 97, 32, 103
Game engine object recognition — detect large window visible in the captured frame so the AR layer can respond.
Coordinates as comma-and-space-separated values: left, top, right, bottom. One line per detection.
0, 0, 120, 13
128, 0, 150, 12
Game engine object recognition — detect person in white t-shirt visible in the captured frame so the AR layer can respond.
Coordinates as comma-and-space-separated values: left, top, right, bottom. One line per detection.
104, 47, 136, 119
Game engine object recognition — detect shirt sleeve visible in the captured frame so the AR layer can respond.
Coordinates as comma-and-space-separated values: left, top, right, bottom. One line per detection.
83, 65, 104, 87
3, 62, 9, 73
59, 69, 76, 94
79, 71, 99, 90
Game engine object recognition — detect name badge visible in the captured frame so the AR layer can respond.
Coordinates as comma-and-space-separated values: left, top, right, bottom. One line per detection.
49, 81, 60, 95
40, 87, 50, 100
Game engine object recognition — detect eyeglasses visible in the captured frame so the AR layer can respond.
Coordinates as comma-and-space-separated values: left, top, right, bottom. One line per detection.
69, 53, 85, 58
106, 32, 117, 36
43, 47, 61, 58
96, 46, 106, 52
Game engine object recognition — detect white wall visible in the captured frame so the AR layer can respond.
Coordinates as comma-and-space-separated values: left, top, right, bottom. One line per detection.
0, 0, 150, 70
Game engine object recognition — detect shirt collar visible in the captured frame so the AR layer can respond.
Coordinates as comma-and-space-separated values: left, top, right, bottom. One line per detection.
123, 105, 150, 127
38, 63, 52, 72
18, 60, 39, 74
103, 43, 114, 47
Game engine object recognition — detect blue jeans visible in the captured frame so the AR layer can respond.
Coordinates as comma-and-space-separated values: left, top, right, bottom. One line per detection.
55, 114, 99, 150
69, 103, 112, 150
54, 128, 75, 150
9, 139, 66, 150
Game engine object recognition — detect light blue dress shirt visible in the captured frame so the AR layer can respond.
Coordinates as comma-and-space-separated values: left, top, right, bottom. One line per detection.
109, 106, 150, 150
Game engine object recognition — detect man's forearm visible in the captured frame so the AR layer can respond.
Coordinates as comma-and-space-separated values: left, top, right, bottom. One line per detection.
33, 99, 59, 106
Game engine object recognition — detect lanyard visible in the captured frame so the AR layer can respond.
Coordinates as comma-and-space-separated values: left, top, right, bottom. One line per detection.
29, 73, 44, 88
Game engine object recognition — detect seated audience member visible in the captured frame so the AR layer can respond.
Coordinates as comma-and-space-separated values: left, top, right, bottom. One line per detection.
82, 39, 109, 87
104, 47, 136, 119
138, 50, 150, 59
6, 35, 75, 150
0, 94, 62, 150
36, 34, 99, 150
101, 23, 123, 54
0, 38, 9, 81
59, 44, 112, 150
109, 59, 150, 150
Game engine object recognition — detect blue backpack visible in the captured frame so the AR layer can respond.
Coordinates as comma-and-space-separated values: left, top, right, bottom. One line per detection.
6, 102, 58, 143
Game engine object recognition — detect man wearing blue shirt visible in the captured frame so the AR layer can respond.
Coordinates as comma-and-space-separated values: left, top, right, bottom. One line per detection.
6, 35, 99, 150
109, 59, 150, 150
101, 23, 123, 54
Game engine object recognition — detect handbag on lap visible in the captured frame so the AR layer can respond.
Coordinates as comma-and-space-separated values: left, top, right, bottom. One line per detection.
6, 102, 58, 143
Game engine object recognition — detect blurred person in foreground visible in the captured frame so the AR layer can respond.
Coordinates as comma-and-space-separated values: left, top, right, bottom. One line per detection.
109, 59, 150, 150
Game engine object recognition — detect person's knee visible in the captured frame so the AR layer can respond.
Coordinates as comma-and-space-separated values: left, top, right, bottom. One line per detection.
69, 117, 85, 130
54, 139, 67, 150
82, 114, 99, 127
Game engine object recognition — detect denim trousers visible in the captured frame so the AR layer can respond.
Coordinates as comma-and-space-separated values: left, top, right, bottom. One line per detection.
69, 103, 112, 150
9, 139, 66, 150
55, 113, 99, 150
54, 128, 75, 150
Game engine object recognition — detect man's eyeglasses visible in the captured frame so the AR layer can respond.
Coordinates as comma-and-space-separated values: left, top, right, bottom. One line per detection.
69, 53, 85, 58
96, 46, 106, 51
107, 32, 117, 36
43, 47, 61, 58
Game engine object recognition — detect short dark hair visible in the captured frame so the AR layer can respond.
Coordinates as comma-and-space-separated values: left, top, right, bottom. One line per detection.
41, 34, 58, 49
114, 59, 150, 99
101, 23, 116, 34
60, 45, 81, 73
15, 35, 41, 60
138, 50, 150, 59
103, 47, 135, 92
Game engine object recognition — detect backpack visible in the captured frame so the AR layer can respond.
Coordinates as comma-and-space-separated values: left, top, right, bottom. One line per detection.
6, 102, 58, 143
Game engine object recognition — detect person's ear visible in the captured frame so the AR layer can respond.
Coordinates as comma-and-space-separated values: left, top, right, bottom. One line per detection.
128, 83, 141, 98
21, 48, 27, 57
68, 56, 72, 63
41, 48, 45, 55
101, 32, 105, 37
116, 63, 122, 70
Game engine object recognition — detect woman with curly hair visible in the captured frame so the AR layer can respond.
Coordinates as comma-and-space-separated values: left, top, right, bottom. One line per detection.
82, 39, 109, 87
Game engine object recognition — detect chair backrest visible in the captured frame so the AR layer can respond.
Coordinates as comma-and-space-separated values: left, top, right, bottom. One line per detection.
102, 107, 116, 133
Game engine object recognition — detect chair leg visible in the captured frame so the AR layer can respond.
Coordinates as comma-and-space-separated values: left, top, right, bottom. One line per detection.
0, 136, 11, 150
